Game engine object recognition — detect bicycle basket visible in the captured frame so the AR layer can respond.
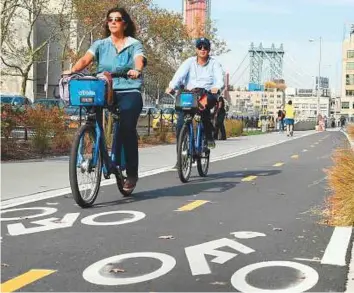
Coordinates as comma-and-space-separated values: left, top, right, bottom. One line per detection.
175, 92, 197, 111
69, 78, 106, 107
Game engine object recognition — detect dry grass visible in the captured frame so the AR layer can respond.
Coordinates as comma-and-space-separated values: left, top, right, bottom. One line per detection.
324, 147, 354, 226
224, 120, 243, 138
347, 123, 354, 141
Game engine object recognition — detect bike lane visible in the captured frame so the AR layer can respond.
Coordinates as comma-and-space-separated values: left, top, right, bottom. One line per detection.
0, 131, 351, 292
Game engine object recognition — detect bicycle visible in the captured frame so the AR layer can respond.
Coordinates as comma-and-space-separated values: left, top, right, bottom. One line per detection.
175, 88, 218, 183
66, 70, 133, 208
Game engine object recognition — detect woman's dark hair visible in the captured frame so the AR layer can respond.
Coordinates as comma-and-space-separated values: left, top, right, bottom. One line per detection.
288, 100, 292, 105
104, 7, 136, 38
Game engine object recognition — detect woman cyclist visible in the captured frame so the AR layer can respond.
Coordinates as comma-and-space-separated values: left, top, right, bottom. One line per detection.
64, 7, 146, 192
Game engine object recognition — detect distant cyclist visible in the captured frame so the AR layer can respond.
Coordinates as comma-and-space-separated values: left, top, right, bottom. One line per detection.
166, 37, 225, 149
284, 100, 295, 136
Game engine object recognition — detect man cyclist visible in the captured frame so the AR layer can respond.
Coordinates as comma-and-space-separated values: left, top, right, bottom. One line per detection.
166, 37, 225, 149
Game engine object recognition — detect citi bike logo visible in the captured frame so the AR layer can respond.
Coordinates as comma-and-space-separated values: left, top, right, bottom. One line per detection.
79, 90, 95, 96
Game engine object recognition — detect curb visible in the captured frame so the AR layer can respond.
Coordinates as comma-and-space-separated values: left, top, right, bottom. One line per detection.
342, 126, 354, 293
340, 129, 354, 149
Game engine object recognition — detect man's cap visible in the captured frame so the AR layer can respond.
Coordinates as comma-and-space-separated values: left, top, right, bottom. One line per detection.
195, 37, 211, 49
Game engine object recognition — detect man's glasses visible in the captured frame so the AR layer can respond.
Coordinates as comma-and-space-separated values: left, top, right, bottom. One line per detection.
107, 17, 124, 23
197, 45, 210, 51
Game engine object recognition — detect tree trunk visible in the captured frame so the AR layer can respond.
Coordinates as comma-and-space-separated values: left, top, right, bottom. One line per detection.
20, 72, 28, 96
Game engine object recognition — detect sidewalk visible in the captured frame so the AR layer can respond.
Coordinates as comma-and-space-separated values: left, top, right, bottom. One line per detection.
1, 130, 318, 202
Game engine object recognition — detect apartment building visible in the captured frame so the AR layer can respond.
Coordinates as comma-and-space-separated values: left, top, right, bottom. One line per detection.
341, 26, 354, 122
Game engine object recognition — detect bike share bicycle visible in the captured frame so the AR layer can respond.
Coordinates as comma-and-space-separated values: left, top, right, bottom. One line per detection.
62, 70, 133, 208
174, 88, 219, 183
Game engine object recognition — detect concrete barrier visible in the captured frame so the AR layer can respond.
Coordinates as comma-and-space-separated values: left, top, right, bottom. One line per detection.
294, 120, 316, 131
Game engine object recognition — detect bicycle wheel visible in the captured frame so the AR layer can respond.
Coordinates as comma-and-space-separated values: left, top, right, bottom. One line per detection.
177, 123, 192, 183
69, 124, 102, 208
197, 133, 210, 177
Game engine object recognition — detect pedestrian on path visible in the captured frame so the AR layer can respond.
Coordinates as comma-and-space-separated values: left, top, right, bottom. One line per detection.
277, 105, 285, 133
284, 100, 295, 137
214, 95, 227, 140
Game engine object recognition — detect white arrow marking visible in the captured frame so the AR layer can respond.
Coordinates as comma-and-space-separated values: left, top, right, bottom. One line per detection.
7, 213, 80, 236
231, 231, 266, 239
185, 238, 255, 276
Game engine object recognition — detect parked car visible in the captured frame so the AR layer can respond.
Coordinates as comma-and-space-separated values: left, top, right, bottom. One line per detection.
32, 98, 67, 109
140, 106, 158, 117
1, 94, 32, 110
152, 107, 178, 130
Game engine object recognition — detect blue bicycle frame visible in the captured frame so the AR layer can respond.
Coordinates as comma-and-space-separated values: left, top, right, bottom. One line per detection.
185, 114, 206, 160
77, 107, 125, 178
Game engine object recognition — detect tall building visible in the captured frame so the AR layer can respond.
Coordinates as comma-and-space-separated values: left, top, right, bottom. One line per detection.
182, 0, 211, 38
341, 25, 354, 122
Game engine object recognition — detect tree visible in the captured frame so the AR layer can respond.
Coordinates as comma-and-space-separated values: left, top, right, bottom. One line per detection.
60, 0, 229, 92
1, 0, 66, 96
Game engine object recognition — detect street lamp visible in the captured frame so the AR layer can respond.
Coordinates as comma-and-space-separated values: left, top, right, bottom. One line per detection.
309, 37, 322, 124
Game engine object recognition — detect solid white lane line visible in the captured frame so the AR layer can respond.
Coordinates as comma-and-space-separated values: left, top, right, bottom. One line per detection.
321, 227, 352, 266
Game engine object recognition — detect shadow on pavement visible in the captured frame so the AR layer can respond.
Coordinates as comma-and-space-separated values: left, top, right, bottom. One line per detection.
91, 169, 281, 209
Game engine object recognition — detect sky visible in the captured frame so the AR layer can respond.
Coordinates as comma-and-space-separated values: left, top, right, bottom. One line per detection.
152, 0, 354, 92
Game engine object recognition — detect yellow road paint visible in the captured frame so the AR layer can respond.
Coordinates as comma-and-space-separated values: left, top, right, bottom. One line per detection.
291, 155, 299, 159
242, 175, 258, 182
1, 269, 55, 293
273, 162, 284, 167
176, 200, 209, 212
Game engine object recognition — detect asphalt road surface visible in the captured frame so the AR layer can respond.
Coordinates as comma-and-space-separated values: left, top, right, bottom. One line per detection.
1, 131, 353, 292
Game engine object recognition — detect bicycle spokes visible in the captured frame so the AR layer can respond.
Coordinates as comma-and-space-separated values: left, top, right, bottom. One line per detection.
76, 130, 100, 201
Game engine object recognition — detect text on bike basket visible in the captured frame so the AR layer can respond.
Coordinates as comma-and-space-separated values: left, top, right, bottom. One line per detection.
175, 92, 197, 110
69, 78, 106, 107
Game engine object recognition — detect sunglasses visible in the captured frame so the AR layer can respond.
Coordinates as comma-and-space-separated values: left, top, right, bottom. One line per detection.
107, 17, 124, 23
197, 45, 210, 51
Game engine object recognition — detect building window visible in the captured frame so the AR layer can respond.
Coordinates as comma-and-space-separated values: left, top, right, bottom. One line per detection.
342, 102, 350, 109
346, 74, 354, 85
346, 90, 354, 96
348, 50, 354, 59
347, 62, 354, 70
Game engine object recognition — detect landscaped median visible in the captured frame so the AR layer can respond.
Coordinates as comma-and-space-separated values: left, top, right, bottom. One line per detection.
1, 106, 245, 161
323, 124, 354, 226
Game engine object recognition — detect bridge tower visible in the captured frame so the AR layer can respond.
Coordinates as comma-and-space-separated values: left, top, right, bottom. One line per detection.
248, 42, 285, 91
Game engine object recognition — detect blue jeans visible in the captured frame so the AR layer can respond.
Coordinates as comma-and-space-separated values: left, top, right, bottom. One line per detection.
176, 93, 217, 146
113, 91, 143, 178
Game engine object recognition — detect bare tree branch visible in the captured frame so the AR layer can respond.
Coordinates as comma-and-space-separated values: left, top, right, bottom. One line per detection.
26, 6, 42, 51
1, 56, 24, 75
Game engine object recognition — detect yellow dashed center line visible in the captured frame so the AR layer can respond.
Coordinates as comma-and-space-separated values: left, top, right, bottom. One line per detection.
291, 155, 299, 159
273, 162, 284, 167
176, 200, 209, 212
242, 175, 258, 182
1, 269, 56, 293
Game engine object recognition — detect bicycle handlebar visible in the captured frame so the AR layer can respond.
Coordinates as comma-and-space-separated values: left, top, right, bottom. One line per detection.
61, 68, 139, 79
